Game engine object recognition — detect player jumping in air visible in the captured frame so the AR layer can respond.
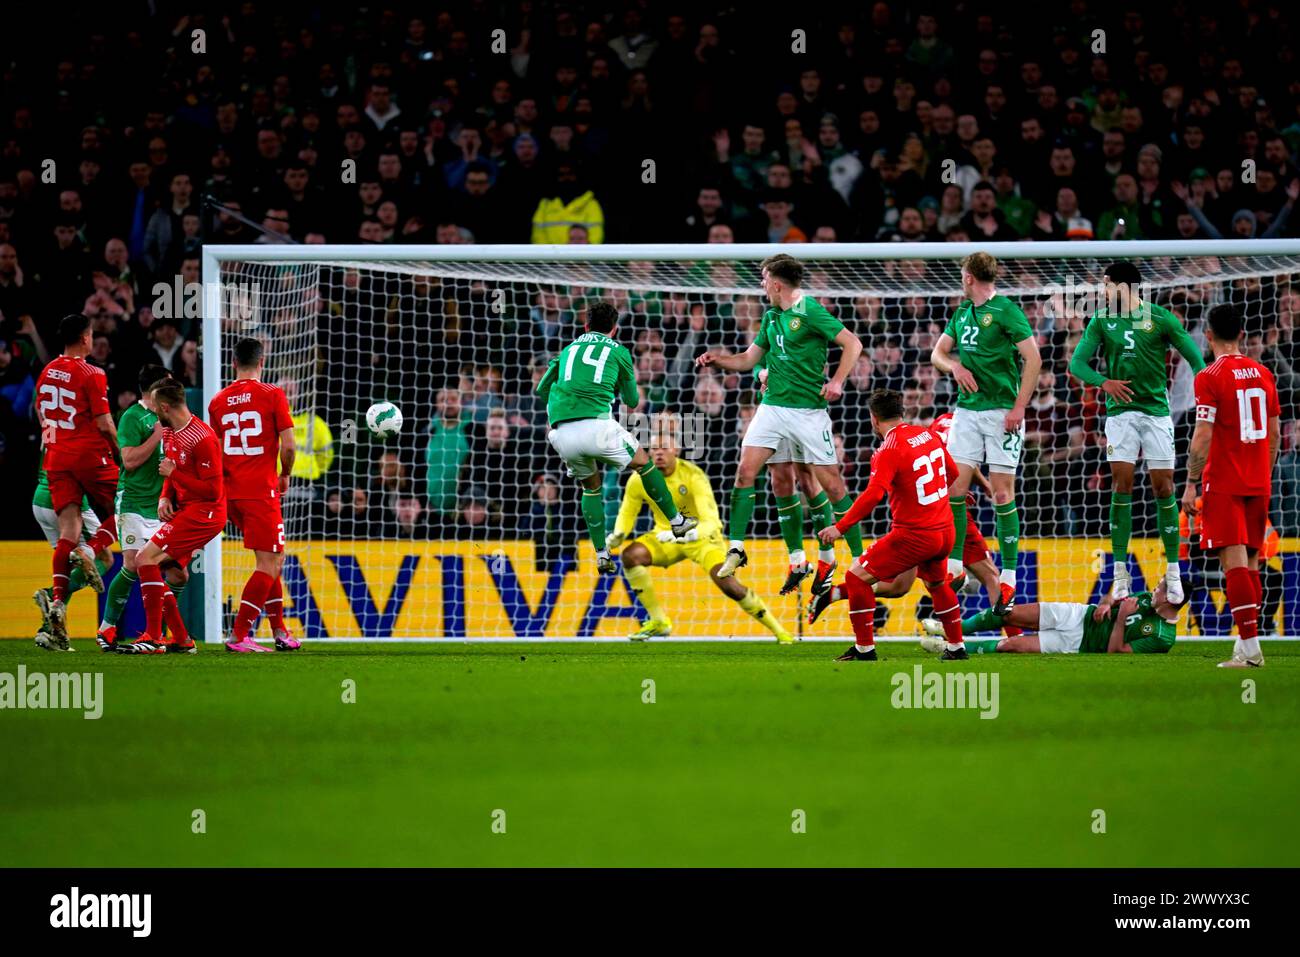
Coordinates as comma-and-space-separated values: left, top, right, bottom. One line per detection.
695, 254, 864, 592
920, 582, 1185, 655
96, 365, 189, 651
930, 252, 1041, 615
537, 301, 698, 573
806, 389, 968, 661
33, 313, 122, 650
1182, 304, 1281, 669
31, 463, 112, 650
607, 414, 793, 643
210, 338, 298, 653
115, 380, 227, 655
1068, 261, 1205, 602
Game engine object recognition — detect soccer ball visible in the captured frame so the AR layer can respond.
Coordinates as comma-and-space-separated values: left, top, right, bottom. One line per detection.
365, 401, 404, 437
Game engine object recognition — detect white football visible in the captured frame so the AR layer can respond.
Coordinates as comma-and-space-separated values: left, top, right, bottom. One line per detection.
365, 401, 404, 437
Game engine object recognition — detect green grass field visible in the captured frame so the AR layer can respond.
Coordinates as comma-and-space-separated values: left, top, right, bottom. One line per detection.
1, 639, 1297, 867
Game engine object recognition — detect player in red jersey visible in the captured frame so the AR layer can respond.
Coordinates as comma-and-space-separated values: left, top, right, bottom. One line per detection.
806, 389, 969, 661
34, 314, 122, 649
1182, 304, 1281, 669
870, 411, 1023, 638
209, 338, 297, 653
116, 380, 226, 655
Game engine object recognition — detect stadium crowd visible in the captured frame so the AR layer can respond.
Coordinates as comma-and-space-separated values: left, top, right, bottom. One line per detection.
3, 1, 1300, 549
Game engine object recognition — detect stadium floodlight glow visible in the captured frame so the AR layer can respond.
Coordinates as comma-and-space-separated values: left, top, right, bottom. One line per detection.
202, 240, 1300, 643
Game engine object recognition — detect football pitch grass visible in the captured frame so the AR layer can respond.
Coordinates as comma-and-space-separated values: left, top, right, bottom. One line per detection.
2, 639, 1297, 868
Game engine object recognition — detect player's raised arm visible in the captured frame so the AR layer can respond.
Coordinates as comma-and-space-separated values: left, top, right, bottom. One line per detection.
822, 327, 863, 401
931, 331, 978, 393
695, 340, 766, 373
535, 354, 560, 399
1164, 310, 1207, 372
617, 348, 640, 409
120, 417, 163, 470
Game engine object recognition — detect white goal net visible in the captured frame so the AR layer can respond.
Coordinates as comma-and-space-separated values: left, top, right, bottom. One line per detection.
202, 240, 1300, 642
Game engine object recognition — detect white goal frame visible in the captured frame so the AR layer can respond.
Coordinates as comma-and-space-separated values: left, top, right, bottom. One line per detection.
201, 239, 1300, 644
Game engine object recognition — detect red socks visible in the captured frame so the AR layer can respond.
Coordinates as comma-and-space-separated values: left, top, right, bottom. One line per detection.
843, 574, 876, 649
86, 518, 117, 554
234, 570, 275, 639
139, 563, 166, 638
264, 577, 286, 632
1225, 566, 1259, 641
928, 580, 965, 647
162, 590, 188, 642
52, 538, 74, 602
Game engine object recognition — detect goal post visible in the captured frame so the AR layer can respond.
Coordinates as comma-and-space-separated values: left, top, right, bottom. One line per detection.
201, 240, 1300, 643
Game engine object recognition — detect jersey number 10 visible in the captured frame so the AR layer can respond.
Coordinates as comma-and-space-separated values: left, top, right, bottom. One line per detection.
1236, 387, 1268, 443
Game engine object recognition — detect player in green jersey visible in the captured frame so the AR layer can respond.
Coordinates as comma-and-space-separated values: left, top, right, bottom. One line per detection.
921, 582, 1186, 654
30, 465, 112, 650
1068, 261, 1206, 603
537, 301, 698, 574
695, 254, 864, 587
930, 251, 1042, 615
95, 365, 189, 650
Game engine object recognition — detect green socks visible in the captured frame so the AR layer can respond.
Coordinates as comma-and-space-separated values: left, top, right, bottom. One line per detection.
1156, 494, 1180, 564
637, 462, 681, 523
1110, 491, 1133, 564
808, 490, 836, 559
581, 488, 607, 551
962, 608, 1004, 634
831, 494, 863, 557
728, 485, 757, 542
949, 498, 968, 563
101, 566, 137, 627
966, 639, 1002, 654
995, 500, 1020, 578
775, 494, 803, 557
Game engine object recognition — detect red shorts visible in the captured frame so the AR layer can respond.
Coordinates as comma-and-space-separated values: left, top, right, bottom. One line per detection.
1200, 491, 1269, 552
861, 523, 956, 584
151, 503, 227, 566
963, 511, 988, 565
47, 462, 119, 514
227, 497, 285, 553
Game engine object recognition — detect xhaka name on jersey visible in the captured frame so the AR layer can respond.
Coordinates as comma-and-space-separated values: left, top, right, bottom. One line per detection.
1232, 367, 1263, 381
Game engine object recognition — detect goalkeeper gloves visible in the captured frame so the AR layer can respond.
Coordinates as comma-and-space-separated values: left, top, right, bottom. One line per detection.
605, 531, 626, 551
656, 527, 699, 543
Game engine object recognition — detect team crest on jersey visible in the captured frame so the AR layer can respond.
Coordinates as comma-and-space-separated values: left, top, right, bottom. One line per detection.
1141, 622, 1154, 635
1140, 319, 1154, 331
1106, 444, 1114, 455
179, 451, 188, 465
125, 534, 136, 545
980, 314, 992, 326
789, 318, 802, 331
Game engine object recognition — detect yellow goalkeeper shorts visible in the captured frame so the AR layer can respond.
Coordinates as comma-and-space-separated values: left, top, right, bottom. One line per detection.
633, 531, 728, 571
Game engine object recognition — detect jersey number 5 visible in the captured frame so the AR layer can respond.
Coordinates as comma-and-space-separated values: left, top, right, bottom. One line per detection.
912, 448, 950, 506
222, 410, 265, 455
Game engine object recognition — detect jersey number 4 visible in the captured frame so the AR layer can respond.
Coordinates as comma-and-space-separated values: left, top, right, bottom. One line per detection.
912, 448, 950, 506
562, 344, 611, 383
221, 410, 265, 456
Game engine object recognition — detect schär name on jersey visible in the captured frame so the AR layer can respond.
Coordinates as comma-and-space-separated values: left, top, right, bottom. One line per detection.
224, 392, 254, 406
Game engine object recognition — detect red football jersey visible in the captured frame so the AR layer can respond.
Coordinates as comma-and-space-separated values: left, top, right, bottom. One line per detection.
35, 355, 113, 470
838, 423, 957, 531
1194, 354, 1280, 496
208, 379, 293, 501
161, 415, 224, 506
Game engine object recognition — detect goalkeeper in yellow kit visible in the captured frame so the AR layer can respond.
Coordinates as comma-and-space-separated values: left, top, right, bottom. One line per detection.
607, 416, 794, 643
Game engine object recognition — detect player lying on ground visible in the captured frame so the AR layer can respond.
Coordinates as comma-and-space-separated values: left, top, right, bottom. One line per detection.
115, 380, 226, 655
607, 416, 793, 643
695, 253, 864, 590
1068, 260, 1205, 602
31, 463, 111, 650
930, 251, 1042, 615
96, 364, 189, 651
1182, 303, 1281, 669
807, 389, 968, 661
210, 337, 299, 653
33, 313, 122, 649
870, 410, 1021, 637
536, 301, 698, 574
921, 582, 1184, 654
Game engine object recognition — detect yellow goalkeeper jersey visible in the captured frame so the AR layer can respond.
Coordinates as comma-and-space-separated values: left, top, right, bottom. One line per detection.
613, 458, 723, 539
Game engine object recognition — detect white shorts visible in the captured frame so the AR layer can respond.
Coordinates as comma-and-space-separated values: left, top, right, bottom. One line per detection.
1105, 412, 1175, 470
548, 418, 639, 480
947, 407, 1024, 474
1036, 602, 1087, 654
119, 512, 163, 551
742, 404, 836, 466
767, 436, 806, 465
32, 503, 101, 547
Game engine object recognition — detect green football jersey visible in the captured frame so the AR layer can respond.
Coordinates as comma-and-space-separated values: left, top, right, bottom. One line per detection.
1068, 301, 1206, 417
537, 331, 638, 426
753, 294, 845, 410
1080, 591, 1176, 653
115, 401, 163, 518
942, 294, 1034, 411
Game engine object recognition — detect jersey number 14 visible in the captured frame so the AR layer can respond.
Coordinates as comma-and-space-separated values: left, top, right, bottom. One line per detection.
562, 344, 611, 383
